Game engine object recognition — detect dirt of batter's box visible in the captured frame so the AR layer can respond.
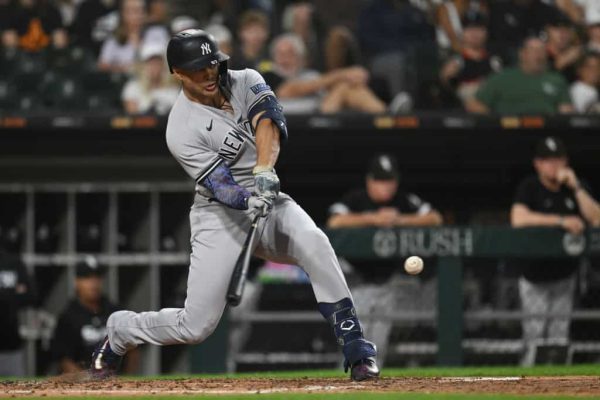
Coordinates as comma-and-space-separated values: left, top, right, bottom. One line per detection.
1, 376, 599, 397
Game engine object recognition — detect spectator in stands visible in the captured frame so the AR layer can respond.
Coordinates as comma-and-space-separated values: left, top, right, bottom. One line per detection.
53, 257, 139, 374
69, 0, 119, 53
204, 23, 233, 58
466, 37, 574, 115
0, 247, 34, 377
281, 2, 323, 70
146, 0, 169, 28
584, 19, 600, 54
1, 0, 68, 51
436, 0, 488, 55
122, 42, 178, 115
169, 15, 199, 35
261, 33, 388, 114
545, 12, 583, 82
327, 153, 443, 366
488, 0, 562, 62
511, 136, 600, 366
440, 10, 502, 107
573, 0, 600, 27
570, 53, 600, 113
554, 0, 585, 24
231, 10, 270, 70
97, 0, 168, 74
358, 0, 436, 108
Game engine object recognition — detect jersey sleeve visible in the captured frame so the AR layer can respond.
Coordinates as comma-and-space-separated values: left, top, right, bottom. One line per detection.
241, 69, 276, 117
405, 193, 433, 215
329, 191, 360, 216
166, 112, 222, 183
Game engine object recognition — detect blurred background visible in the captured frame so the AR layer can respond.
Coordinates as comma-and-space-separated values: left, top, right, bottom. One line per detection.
1, 0, 600, 377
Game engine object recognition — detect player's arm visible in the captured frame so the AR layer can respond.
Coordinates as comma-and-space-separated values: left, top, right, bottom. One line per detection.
511, 203, 563, 227
248, 93, 288, 199
395, 210, 443, 226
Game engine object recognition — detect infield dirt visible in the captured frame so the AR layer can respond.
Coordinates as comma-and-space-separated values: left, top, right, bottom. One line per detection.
1, 376, 599, 397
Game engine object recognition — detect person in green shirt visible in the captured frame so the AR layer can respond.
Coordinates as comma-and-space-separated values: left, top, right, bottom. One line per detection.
467, 37, 574, 115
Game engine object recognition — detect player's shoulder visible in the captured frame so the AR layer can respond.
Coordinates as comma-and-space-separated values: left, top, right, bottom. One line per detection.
166, 92, 209, 135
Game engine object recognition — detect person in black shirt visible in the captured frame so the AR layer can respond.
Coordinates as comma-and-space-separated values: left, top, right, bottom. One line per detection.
440, 10, 503, 108
327, 153, 443, 365
511, 136, 600, 366
53, 257, 138, 374
488, 0, 561, 62
0, 249, 34, 377
1, 0, 67, 51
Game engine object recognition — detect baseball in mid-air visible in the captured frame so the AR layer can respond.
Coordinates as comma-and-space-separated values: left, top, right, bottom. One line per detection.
404, 256, 424, 275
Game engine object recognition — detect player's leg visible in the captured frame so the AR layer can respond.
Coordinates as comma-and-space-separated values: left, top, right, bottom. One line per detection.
256, 194, 379, 380
92, 202, 255, 377
547, 274, 576, 344
518, 276, 549, 366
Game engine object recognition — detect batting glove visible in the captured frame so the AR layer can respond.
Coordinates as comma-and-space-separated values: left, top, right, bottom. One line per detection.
247, 195, 273, 217
253, 166, 280, 200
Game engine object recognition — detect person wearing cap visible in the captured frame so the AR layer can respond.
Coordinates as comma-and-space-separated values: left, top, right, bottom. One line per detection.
122, 42, 179, 115
467, 36, 574, 114
52, 257, 138, 374
327, 154, 443, 365
545, 12, 582, 82
511, 136, 600, 366
440, 10, 503, 107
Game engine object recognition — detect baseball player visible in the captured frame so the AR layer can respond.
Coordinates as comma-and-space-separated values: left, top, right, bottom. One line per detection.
90, 30, 379, 381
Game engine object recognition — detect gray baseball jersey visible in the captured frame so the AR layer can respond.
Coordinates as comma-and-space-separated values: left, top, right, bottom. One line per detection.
166, 68, 273, 192
106, 69, 355, 356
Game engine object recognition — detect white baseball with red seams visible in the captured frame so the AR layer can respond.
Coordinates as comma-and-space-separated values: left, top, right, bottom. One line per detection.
404, 256, 424, 275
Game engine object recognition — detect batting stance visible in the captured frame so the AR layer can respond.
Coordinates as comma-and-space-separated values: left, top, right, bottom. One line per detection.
90, 30, 379, 381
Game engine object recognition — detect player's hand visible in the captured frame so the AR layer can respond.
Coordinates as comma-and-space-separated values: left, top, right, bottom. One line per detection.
369, 208, 399, 227
560, 215, 585, 235
247, 196, 273, 217
557, 168, 579, 191
254, 169, 280, 200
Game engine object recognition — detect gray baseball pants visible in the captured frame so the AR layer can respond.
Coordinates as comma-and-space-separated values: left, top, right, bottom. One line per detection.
107, 193, 352, 355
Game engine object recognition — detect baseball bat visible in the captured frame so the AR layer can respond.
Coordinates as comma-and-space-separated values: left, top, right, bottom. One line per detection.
226, 214, 260, 307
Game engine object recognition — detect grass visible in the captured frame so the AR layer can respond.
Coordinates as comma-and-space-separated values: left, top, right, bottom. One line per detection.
143, 364, 600, 380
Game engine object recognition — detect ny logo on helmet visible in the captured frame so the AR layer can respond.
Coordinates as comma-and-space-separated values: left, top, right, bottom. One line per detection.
201, 43, 212, 55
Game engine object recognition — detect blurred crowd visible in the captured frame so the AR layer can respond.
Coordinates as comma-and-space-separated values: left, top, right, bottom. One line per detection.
1, 0, 600, 115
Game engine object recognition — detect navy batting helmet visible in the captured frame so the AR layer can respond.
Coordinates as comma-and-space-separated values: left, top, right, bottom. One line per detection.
166, 29, 229, 75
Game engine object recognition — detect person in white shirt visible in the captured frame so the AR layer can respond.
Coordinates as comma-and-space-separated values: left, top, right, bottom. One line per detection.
570, 52, 600, 113
121, 43, 179, 115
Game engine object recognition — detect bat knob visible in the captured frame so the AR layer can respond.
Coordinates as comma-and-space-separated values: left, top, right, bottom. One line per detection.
227, 294, 241, 307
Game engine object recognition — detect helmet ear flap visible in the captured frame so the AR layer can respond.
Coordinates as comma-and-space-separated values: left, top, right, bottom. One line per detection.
218, 60, 228, 84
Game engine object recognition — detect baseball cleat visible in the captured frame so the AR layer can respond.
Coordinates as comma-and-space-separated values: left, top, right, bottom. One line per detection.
90, 336, 122, 379
349, 356, 380, 381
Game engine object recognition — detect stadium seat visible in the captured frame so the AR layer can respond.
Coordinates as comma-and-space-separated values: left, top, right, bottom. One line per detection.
18, 51, 48, 74
48, 46, 97, 75
11, 72, 45, 95
0, 79, 16, 110
41, 75, 86, 110
81, 71, 127, 110
16, 94, 46, 112
0, 48, 20, 77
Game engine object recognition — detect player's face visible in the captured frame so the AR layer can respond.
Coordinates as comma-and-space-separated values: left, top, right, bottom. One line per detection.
174, 64, 220, 98
367, 178, 398, 204
76, 276, 103, 303
534, 157, 568, 184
